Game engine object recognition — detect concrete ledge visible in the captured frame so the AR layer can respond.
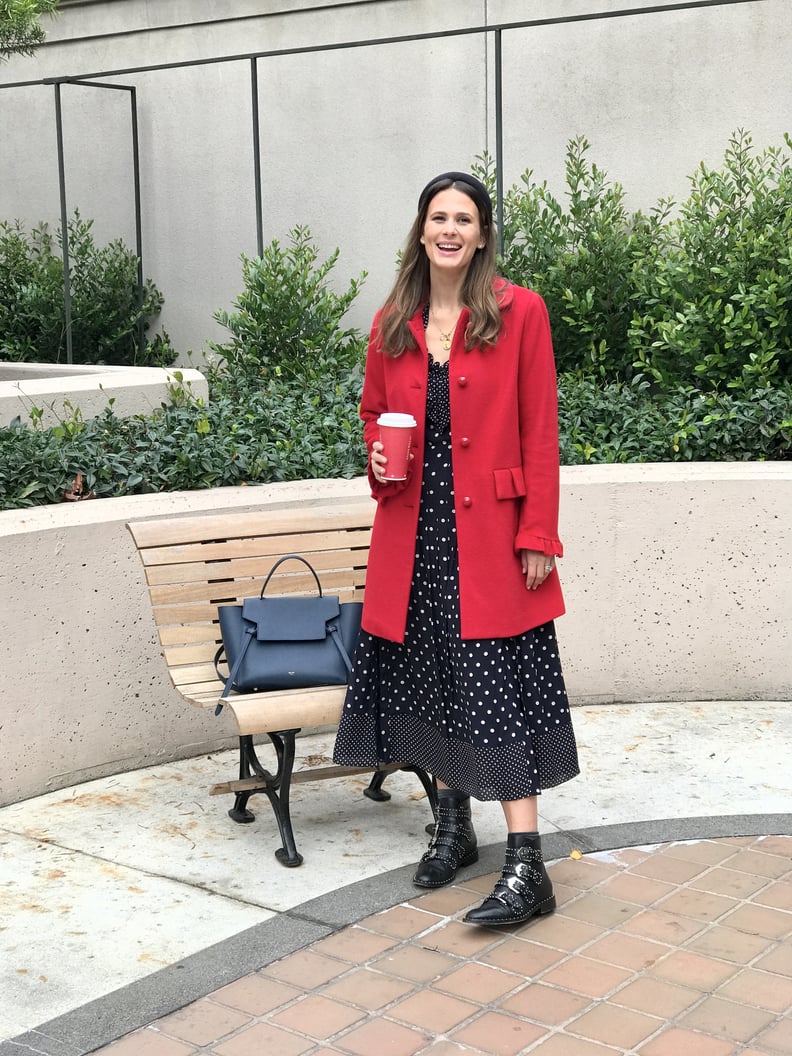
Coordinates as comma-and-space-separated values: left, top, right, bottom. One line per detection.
1, 463, 790, 806
0, 362, 208, 427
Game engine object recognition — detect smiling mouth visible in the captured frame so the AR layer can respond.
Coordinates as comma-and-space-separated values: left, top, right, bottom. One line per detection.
437, 243, 461, 251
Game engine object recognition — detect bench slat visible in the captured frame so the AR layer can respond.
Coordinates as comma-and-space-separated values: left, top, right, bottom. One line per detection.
169, 661, 224, 686
143, 544, 371, 586
208, 762, 408, 796
138, 528, 373, 568
157, 677, 354, 723
227, 688, 347, 734
163, 642, 220, 666
152, 602, 234, 626
150, 589, 363, 629
128, 500, 374, 549
179, 687, 227, 708
168, 671, 352, 733
159, 623, 221, 646
148, 568, 368, 607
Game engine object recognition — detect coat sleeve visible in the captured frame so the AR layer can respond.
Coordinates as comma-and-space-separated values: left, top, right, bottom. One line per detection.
514, 292, 564, 557
360, 314, 414, 501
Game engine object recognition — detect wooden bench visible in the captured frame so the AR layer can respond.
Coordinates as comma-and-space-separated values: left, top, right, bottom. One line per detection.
127, 497, 437, 867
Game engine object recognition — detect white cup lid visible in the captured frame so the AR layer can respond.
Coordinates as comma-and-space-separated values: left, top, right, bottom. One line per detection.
377, 412, 417, 428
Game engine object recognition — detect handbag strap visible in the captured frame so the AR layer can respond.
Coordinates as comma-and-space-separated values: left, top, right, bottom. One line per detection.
328, 619, 353, 675
260, 554, 323, 598
215, 624, 257, 714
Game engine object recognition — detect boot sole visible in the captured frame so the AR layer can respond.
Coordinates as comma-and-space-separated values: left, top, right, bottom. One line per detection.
412, 849, 480, 889
463, 894, 557, 926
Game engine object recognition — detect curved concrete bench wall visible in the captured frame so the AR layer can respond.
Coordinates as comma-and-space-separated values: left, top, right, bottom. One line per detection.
1, 463, 790, 807
0, 363, 208, 428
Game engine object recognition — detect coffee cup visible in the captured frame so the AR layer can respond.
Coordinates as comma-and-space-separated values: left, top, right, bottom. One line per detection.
377, 412, 417, 480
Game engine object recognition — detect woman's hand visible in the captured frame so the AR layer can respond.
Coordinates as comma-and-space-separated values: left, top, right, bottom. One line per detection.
370, 440, 414, 484
520, 549, 555, 591
370, 441, 389, 484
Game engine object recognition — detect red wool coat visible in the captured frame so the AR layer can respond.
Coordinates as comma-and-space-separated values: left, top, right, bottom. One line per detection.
360, 282, 565, 642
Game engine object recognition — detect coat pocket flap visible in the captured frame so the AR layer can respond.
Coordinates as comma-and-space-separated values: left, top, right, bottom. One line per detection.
493, 466, 527, 500
242, 596, 341, 641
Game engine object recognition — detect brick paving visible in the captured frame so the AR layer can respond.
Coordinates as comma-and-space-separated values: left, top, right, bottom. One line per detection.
92, 835, 792, 1056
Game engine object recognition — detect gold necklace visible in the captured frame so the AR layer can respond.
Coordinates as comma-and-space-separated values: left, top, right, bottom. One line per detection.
431, 306, 460, 351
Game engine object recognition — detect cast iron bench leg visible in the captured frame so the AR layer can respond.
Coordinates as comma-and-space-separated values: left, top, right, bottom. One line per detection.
363, 770, 390, 801
228, 735, 257, 823
229, 737, 439, 868
227, 730, 304, 867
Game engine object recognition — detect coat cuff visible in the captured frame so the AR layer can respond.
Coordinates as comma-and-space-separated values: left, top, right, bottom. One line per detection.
514, 533, 564, 558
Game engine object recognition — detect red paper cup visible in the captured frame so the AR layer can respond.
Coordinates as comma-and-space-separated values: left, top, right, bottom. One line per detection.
377, 412, 417, 480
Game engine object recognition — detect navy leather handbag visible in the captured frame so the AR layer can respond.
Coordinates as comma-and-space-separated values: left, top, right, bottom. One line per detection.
214, 554, 363, 709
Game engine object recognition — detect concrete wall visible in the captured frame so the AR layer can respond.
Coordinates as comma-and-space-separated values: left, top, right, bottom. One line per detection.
1, 0, 789, 358
0, 363, 208, 427
1, 463, 790, 807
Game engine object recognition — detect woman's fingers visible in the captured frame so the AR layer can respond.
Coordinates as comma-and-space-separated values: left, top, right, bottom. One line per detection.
370, 441, 388, 483
520, 549, 556, 590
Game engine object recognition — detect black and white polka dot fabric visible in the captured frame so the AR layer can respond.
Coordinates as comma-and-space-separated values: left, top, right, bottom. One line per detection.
333, 356, 579, 801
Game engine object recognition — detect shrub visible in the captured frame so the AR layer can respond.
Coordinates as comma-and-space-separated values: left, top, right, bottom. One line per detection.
630, 131, 792, 392
475, 138, 655, 380
558, 376, 792, 464
476, 131, 792, 392
211, 225, 367, 393
0, 211, 174, 366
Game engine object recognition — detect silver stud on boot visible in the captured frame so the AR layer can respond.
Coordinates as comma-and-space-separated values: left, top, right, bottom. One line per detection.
413, 789, 478, 889
464, 832, 556, 925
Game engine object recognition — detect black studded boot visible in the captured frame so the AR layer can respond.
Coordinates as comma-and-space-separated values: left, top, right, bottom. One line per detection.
463, 832, 556, 926
412, 788, 478, 889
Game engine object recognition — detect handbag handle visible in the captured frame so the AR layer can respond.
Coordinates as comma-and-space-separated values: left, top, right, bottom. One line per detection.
260, 554, 323, 598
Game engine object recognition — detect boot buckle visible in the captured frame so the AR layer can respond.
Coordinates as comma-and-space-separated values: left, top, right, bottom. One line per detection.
516, 845, 541, 864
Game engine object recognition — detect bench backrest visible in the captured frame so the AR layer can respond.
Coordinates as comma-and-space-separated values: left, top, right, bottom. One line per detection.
127, 497, 374, 708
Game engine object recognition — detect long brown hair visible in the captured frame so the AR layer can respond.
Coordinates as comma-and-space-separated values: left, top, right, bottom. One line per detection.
378, 177, 502, 356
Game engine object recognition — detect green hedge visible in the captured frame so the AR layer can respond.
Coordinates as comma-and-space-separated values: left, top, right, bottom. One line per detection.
0, 371, 363, 508
558, 378, 792, 464
1, 374, 789, 511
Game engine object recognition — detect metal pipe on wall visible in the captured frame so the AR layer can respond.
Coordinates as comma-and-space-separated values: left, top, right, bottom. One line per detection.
52, 81, 74, 365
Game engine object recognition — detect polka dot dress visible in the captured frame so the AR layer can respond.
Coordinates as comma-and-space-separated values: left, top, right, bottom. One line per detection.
333, 353, 579, 801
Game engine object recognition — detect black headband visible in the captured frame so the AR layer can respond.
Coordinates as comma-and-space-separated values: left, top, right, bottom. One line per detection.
418, 171, 493, 224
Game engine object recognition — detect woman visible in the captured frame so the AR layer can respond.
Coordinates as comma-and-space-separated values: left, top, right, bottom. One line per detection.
333, 171, 579, 926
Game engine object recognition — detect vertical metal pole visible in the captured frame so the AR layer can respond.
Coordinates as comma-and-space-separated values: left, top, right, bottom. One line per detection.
53, 82, 74, 364
130, 86, 145, 362
494, 29, 504, 260
250, 57, 264, 256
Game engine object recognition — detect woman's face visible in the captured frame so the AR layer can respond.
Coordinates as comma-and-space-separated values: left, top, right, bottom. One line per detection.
420, 187, 485, 277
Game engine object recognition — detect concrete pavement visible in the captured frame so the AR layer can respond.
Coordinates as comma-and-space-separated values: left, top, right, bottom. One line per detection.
1, 700, 790, 1054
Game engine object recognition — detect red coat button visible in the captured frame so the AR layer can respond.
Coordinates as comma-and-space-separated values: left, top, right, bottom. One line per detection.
462, 496, 472, 507
457, 376, 468, 387
460, 437, 470, 447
